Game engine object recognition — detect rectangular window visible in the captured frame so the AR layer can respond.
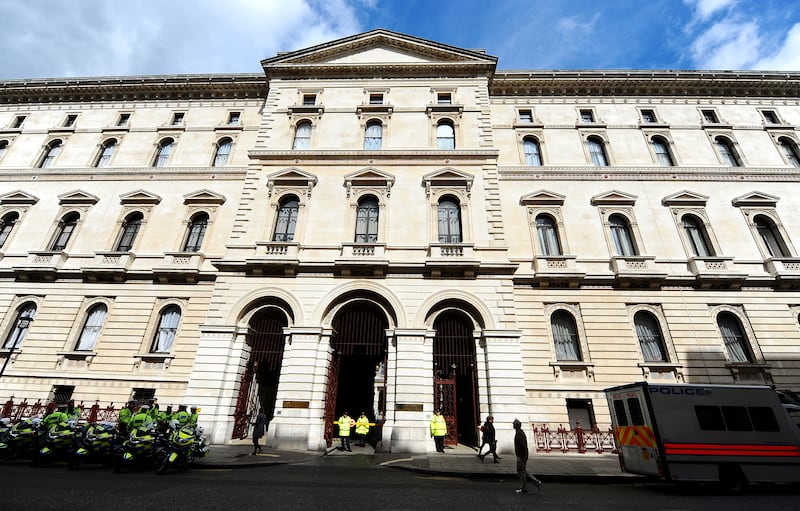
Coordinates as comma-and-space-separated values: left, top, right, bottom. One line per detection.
627, 398, 645, 426
437, 92, 452, 105
722, 406, 753, 432
640, 109, 656, 123
579, 109, 595, 123
369, 93, 383, 105
64, 114, 78, 127
762, 110, 780, 125
748, 406, 779, 432
117, 113, 131, 127
695, 405, 726, 430
302, 94, 316, 106
566, 399, 596, 429
171, 112, 185, 126
11, 115, 26, 129
613, 400, 629, 426
52, 385, 75, 405
518, 109, 533, 123
132, 388, 156, 404
702, 109, 719, 124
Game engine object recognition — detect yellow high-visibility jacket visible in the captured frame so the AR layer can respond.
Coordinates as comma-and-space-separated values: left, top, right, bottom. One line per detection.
430, 413, 447, 437
337, 415, 354, 436
355, 415, 370, 435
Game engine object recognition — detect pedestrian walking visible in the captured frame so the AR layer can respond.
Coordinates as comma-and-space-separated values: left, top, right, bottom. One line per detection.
513, 418, 542, 494
337, 411, 354, 451
252, 408, 267, 455
477, 415, 501, 463
430, 409, 447, 453
355, 412, 370, 447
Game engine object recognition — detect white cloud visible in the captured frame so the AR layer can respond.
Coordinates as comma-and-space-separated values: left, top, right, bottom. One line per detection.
684, 0, 738, 21
0, 0, 367, 79
690, 19, 761, 69
753, 23, 800, 70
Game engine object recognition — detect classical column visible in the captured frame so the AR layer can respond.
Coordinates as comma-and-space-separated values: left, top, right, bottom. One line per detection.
480, 329, 527, 453
386, 328, 432, 453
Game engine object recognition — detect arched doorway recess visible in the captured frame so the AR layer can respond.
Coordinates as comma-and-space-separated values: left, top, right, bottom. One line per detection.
323, 300, 389, 447
433, 309, 480, 447
232, 307, 288, 439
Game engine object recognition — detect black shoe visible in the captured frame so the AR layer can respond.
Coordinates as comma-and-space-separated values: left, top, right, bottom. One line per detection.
515, 489, 529, 495
479, 454, 484, 462
496, 456, 502, 460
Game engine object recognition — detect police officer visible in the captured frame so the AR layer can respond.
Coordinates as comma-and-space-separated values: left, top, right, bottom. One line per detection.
65, 399, 82, 422
43, 405, 69, 429
130, 404, 152, 430
189, 406, 199, 426
430, 409, 447, 453
355, 412, 370, 447
337, 411, 354, 452
174, 404, 191, 426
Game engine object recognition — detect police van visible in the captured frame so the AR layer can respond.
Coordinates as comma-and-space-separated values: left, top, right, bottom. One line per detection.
605, 382, 800, 490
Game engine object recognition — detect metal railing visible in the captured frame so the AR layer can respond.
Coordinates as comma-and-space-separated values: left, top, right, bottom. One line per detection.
532, 423, 617, 454
1, 396, 120, 424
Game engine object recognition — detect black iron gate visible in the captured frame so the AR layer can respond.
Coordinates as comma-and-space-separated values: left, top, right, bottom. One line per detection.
434, 373, 458, 445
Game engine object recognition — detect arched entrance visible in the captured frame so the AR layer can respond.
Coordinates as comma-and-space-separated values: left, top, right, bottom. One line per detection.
323, 301, 388, 447
433, 310, 479, 447
232, 307, 288, 439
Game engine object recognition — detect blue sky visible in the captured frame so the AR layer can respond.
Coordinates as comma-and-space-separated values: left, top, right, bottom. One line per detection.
1, 0, 799, 80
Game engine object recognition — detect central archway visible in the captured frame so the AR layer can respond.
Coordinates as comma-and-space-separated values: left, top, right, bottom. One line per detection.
324, 300, 388, 447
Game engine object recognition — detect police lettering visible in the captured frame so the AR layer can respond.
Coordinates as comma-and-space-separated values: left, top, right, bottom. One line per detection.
649, 386, 706, 396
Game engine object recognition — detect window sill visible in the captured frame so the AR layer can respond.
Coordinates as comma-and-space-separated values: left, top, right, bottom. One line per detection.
156, 124, 186, 132
134, 353, 175, 370
549, 361, 594, 381
638, 362, 683, 381
426, 104, 463, 116
101, 125, 130, 133
215, 123, 244, 131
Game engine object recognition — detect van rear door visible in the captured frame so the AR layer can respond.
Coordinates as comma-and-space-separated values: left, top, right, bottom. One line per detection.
609, 385, 660, 477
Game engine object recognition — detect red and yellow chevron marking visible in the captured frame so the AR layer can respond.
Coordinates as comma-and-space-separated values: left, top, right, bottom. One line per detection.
664, 443, 800, 458
614, 425, 656, 448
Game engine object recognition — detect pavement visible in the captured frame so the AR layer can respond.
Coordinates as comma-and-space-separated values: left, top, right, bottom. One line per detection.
196, 440, 645, 483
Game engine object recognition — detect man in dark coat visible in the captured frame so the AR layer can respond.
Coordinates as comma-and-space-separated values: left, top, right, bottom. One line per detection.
252, 409, 267, 455
513, 418, 542, 494
477, 415, 501, 462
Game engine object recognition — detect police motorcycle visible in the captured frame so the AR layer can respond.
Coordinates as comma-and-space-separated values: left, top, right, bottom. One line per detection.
114, 421, 167, 473
0, 417, 12, 462
156, 421, 209, 474
0, 417, 44, 463
32, 418, 84, 466
69, 421, 119, 470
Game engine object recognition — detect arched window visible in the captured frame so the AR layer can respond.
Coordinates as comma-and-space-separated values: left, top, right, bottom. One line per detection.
634, 311, 668, 362
152, 138, 173, 167
293, 121, 312, 150
0, 140, 9, 160
95, 138, 117, 167
364, 121, 382, 150
535, 214, 562, 256
182, 212, 208, 252
437, 197, 462, 243
0, 211, 19, 248
273, 196, 299, 242
39, 139, 62, 168
717, 312, 753, 363
50, 212, 80, 251
436, 121, 455, 150
754, 215, 789, 257
74, 303, 107, 351
551, 310, 581, 361
682, 215, 714, 257
587, 136, 608, 166
150, 305, 181, 353
213, 137, 232, 167
355, 196, 379, 243
523, 137, 542, 166
3, 302, 36, 349
715, 136, 741, 167
115, 212, 143, 252
609, 214, 637, 256
779, 137, 800, 167
652, 136, 674, 166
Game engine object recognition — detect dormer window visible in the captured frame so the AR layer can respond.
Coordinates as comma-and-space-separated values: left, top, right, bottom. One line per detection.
437, 92, 452, 105
302, 94, 316, 106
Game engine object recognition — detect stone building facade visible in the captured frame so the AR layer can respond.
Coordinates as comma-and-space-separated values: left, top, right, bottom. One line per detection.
1, 30, 799, 452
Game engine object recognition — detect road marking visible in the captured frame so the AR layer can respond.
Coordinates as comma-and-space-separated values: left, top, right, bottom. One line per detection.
379, 457, 414, 466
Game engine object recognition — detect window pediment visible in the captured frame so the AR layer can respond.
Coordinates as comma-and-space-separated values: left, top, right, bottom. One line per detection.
520, 189, 565, 206
661, 190, 709, 207
119, 189, 162, 206
422, 167, 474, 195
183, 189, 226, 206
58, 190, 99, 206
0, 190, 39, 206
344, 167, 395, 197
267, 167, 318, 197
591, 190, 637, 206
732, 191, 779, 208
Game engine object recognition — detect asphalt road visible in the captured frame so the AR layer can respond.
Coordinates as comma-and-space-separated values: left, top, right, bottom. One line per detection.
1, 456, 798, 511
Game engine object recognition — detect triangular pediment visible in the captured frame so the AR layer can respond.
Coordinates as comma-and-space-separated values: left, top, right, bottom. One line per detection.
0, 190, 39, 206
520, 190, 566, 206
590, 190, 637, 206
732, 191, 780, 208
267, 167, 318, 187
422, 167, 475, 190
661, 190, 709, 207
344, 167, 395, 186
183, 189, 226, 206
119, 189, 162, 206
262, 29, 496, 79
58, 190, 99, 205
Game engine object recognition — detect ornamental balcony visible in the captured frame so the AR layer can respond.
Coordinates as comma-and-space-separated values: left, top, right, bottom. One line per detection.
152, 252, 205, 283
610, 255, 667, 287
335, 243, 389, 277
764, 257, 800, 286
533, 255, 585, 286
425, 243, 479, 278
81, 251, 136, 282
13, 251, 69, 280
687, 256, 746, 288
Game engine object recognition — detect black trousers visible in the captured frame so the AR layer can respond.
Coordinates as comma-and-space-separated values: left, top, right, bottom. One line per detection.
433, 435, 445, 452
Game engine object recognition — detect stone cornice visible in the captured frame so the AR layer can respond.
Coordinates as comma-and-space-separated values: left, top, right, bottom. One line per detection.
0, 166, 248, 181
0, 74, 266, 104
499, 165, 800, 181
248, 149, 499, 163
491, 70, 800, 98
